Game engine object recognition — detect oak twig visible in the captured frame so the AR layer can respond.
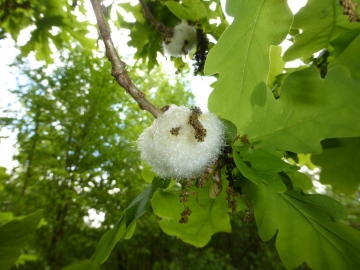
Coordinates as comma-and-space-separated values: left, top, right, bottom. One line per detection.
90, 0, 163, 118
139, 0, 172, 34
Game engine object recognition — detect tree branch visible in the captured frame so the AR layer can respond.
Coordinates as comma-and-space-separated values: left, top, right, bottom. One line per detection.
139, 0, 172, 34
90, 0, 163, 118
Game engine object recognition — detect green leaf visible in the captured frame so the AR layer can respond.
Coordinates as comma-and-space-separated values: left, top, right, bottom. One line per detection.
123, 222, 136, 240
312, 137, 360, 195
242, 66, 360, 153
15, 254, 38, 265
141, 162, 156, 183
0, 210, 43, 270
242, 179, 360, 270
328, 34, 360, 80
126, 20, 162, 70
297, 153, 317, 170
234, 155, 262, 186
267, 46, 285, 91
165, 1, 207, 20
90, 178, 171, 265
62, 260, 101, 270
118, 2, 146, 23
284, 169, 313, 191
329, 29, 360, 61
90, 211, 127, 265
152, 177, 172, 190
124, 187, 152, 227
90, 187, 152, 264
0, 212, 15, 224
283, 0, 359, 62
204, 0, 292, 130
152, 180, 231, 247
221, 119, 237, 145
233, 146, 290, 192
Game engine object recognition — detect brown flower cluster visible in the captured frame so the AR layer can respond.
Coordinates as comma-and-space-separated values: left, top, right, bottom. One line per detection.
340, 0, 360, 22
188, 106, 207, 142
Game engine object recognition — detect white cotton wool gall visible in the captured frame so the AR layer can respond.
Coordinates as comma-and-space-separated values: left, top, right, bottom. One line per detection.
163, 22, 197, 57
137, 105, 225, 180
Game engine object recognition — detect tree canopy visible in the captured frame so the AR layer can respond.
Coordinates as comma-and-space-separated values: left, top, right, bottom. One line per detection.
1, 0, 360, 269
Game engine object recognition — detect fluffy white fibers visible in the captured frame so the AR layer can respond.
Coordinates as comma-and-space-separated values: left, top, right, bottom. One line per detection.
137, 105, 225, 180
163, 22, 197, 57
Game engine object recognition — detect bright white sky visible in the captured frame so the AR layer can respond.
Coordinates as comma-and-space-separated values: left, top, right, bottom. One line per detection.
0, 0, 307, 171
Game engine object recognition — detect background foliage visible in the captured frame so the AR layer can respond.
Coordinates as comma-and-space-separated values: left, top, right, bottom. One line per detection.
1, 0, 360, 269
